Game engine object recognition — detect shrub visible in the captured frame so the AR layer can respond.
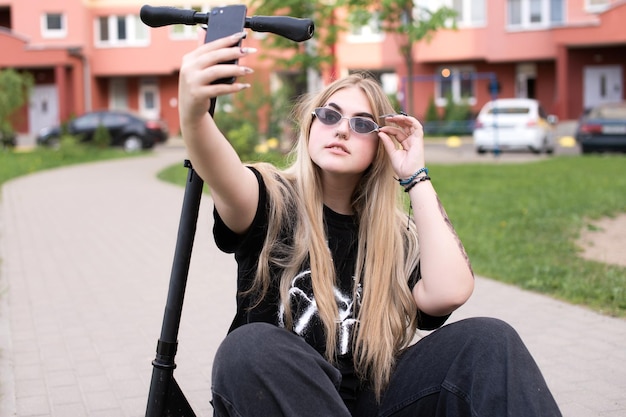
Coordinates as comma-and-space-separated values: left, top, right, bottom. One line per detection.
92, 124, 111, 149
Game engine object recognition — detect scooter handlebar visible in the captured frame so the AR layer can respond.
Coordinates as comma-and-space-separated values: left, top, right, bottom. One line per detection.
140, 5, 314, 42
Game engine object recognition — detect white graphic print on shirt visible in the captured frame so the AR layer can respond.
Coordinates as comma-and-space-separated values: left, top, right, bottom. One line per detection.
278, 269, 362, 356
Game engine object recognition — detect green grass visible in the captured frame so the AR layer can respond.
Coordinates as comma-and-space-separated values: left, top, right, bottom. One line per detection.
0, 144, 141, 186
156, 151, 287, 192
157, 161, 196, 188
158, 155, 626, 317
432, 156, 626, 317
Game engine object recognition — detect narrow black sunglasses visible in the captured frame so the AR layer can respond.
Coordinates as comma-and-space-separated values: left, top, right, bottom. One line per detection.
312, 107, 380, 134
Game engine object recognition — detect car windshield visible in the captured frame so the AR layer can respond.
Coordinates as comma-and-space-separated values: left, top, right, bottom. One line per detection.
590, 106, 626, 120
488, 107, 530, 115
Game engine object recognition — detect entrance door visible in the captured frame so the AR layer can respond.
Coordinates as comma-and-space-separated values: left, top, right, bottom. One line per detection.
139, 78, 160, 120
29, 84, 59, 135
516, 63, 537, 99
583, 65, 623, 110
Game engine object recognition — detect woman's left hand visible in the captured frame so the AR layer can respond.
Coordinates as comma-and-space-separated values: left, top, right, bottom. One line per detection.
377, 114, 426, 180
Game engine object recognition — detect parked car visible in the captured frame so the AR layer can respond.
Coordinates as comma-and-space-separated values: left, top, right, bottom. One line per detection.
575, 101, 626, 154
472, 98, 557, 154
1, 130, 16, 148
37, 110, 168, 151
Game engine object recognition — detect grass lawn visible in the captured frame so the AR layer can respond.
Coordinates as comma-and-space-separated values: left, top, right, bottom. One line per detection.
159, 154, 626, 317
0, 144, 140, 186
432, 156, 626, 317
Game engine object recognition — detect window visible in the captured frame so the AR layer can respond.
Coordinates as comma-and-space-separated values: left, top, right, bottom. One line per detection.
586, 0, 610, 12
96, 15, 148, 47
170, 5, 204, 39
117, 16, 127, 40
452, 0, 486, 26
423, 0, 485, 27
507, 0, 564, 29
42, 13, 66, 38
74, 113, 100, 130
436, 66, 476, 106
347, 11, 384, 43
550, 0, 564, 24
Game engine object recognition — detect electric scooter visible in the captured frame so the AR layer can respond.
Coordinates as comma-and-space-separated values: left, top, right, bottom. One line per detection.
139, 5, 314, 416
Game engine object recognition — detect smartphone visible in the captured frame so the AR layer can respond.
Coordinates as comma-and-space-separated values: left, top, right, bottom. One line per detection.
204, 5, 247, 85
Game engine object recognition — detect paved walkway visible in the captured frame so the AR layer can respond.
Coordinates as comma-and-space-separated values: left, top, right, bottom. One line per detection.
0, 145, 624, 417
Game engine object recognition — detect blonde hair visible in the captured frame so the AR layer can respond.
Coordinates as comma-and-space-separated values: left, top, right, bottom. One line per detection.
250, 73, 420, 399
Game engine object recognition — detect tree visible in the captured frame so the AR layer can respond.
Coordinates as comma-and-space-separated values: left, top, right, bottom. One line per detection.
251, 0, 456, 114
250, 0, 345, 80
0, 69, 33, 145
347, 0, 457, 115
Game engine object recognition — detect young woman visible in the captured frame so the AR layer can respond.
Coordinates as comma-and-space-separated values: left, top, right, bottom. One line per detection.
178, 32, 562, 417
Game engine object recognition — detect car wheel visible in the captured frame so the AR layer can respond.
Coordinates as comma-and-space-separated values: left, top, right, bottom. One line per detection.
123, 135, 143, 152
476, 147, 486, 154
531, 138, 547, 154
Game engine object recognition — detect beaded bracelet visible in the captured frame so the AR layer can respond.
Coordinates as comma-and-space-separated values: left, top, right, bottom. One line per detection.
403, 175, 431, 192
398, 167, 429, 186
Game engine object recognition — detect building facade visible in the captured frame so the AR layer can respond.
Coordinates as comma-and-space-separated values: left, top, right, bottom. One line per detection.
1, 0, 624, 138
334, 0, 626, 121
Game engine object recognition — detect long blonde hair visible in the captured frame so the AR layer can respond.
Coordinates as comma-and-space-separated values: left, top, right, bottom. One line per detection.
250, 73, 420, 398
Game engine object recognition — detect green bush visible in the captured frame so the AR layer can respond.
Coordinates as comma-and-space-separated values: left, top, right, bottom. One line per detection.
422, 94, 473, 136
92, 124, 111, 149
424, 97, 440, 123
443, 96, 471, 122
227, 122, 258, 161
0, 69, 33, 143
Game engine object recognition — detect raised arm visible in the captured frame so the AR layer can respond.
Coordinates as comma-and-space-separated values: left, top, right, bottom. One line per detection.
378, 115, 474, 317
178, 33, 259, 234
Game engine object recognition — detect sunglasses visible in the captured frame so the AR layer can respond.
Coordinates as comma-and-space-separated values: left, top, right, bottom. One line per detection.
312, 107, 380, 134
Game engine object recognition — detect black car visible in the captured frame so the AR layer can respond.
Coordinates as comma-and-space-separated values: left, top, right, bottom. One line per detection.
1, 130, 16, 148
37, 110, 168, 151
575, 101, 626, 154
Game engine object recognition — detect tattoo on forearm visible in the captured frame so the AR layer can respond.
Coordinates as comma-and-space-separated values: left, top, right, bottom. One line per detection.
436, 195, 474, 276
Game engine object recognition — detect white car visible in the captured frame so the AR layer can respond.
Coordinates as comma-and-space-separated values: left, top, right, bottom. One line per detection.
473, 98, 558, 154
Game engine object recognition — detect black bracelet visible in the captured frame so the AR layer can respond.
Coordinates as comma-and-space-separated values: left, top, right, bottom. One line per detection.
403, 175, 431, 192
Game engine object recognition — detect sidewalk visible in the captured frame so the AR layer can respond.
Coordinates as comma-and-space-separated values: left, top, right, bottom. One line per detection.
1, 145, 624, 417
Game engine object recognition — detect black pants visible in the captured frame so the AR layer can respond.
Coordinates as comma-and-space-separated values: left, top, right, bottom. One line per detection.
211, 318, 562, 416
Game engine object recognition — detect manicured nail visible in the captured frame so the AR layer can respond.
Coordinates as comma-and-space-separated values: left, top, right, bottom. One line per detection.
240, 47, 257, 55
238, 83, 251, 90
231, 31, 246, 39
241, 67, 254, 74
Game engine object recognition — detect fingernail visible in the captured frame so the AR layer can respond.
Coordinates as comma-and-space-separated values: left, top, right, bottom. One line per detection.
241, 67, 254, 74
231, 31, 246, 39
240, 47, 257, 55
238, 83, 251, 90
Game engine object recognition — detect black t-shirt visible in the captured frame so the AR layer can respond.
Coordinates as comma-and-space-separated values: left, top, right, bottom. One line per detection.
214, 168, 450, 392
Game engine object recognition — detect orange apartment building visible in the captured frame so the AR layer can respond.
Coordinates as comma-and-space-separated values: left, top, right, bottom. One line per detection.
1, 0, 625, 138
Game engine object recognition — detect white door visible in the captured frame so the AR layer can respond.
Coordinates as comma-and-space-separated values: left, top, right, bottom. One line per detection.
583, 65, 623, 110
29, 84, 59, 135
139, 79, 160, 120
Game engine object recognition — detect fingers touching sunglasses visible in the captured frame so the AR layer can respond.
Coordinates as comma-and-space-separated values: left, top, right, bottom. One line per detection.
312, 107, 380, 134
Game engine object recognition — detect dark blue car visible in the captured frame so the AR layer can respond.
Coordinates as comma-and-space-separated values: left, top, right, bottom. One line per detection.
575, 102, 626, 154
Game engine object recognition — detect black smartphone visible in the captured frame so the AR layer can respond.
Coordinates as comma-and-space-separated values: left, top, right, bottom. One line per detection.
204, 4, 247, 85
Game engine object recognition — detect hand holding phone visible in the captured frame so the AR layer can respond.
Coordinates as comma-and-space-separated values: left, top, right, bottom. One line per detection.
204, 5, 247, 85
